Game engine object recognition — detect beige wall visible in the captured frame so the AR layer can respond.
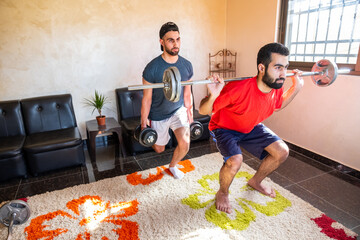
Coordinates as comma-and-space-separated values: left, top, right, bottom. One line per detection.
0, 0, 225, 136
1, 0, 359, 171
263, 75, 360, 171
226, 0, 280, 76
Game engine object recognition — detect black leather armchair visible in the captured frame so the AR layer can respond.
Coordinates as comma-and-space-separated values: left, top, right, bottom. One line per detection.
115, 88, 173, 155
0, 100, 27, 182
21, 94, 85, 176
115, 87, 210, 155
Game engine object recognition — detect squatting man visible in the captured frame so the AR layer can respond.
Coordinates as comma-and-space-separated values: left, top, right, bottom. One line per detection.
199, 42, 304, 213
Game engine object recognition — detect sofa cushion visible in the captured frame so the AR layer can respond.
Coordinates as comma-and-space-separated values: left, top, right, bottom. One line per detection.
0, 100, 25, 137
0, 135, 25, 158
21, 94, 77, 135
24, 127, 82, 154
116, 88, 143, 120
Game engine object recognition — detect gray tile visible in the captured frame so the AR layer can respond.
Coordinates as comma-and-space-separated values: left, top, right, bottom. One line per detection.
0, 186, 18, 203
187, 140, 219, 159
244, 159, 296, 188
297, 171, 360, 220
91, 161, 142, 182
286, 184, 360, 231
351, 225, 360, 236
268, 171, 297, 188
134, 148, 174, 161
137, 152, 192, 171
21, 165, 85, 184
0, 178, 21, 189
16, 173, 84, 199
244, 158, 261, 169
274, 155, 333, 183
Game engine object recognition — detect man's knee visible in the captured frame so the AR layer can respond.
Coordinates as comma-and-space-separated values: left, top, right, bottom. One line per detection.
153, 145, 165, 154
177, 139, 190, 152
174, 128, 190, 153
268, 141, 289, 163
225, 155, 243, 171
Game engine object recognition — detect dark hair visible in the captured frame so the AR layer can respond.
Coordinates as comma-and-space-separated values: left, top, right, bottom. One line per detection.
159, 22, 179, 51
257, 43, 289, 70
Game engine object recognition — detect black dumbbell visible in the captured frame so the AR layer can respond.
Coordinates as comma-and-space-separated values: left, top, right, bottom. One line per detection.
190, 121, 203, 140
134, 125, 158, 147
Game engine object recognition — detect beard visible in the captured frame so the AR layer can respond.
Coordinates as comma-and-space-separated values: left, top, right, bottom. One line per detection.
262, 69, 285, 89
164, 46, 179, 56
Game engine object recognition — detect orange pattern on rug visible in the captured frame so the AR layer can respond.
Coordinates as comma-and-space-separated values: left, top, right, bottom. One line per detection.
24, 196, 139, 240
127, 159, 195, 186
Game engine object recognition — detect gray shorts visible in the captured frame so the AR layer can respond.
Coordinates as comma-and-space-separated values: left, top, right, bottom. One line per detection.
150, 107, 189, 146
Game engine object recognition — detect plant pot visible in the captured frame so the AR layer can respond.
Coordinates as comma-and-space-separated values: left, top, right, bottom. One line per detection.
96, 116, 106, 126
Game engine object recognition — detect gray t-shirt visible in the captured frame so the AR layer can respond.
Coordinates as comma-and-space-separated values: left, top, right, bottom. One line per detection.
142, 55, 193, 121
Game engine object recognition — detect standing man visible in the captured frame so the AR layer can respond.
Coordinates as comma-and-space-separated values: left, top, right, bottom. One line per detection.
199, 43, 304, 213
141, 22, 193, 179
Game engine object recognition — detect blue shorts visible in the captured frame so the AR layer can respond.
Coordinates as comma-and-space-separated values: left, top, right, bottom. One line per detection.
210, 123, 281, 162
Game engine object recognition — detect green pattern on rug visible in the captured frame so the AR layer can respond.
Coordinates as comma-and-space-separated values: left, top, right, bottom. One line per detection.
182, 171, 292, 230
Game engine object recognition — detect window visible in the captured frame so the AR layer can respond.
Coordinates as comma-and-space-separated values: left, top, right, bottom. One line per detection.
279, 0, 360, 73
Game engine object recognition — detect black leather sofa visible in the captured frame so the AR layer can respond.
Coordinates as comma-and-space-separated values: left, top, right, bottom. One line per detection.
0, 100, 28, 182
21, 94, 85, 176
115, 87, 210, 156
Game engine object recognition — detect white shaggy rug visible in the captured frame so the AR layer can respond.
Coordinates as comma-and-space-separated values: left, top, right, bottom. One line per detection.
0, 153, 357, 240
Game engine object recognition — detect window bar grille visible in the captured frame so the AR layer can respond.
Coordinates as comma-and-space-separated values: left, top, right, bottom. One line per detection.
295, 4, 301, 61
323, 0, 333, 61
304, 0, 311, 62
285, 0, 360, 64
314, 1, 322, 62
286, 0, 294, 59
286, 0, 296, 60
334, 2, 345, 63
295, 1, 302, 61
347, 1, 359, 63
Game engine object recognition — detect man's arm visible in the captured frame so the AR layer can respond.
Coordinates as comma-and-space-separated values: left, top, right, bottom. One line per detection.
199, 75, 225, 115
183, 84, 193, 123
277, 69, 304, 111
141, 78, 153, 129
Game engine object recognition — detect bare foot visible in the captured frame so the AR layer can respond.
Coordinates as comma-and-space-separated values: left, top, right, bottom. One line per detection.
247, 179, 276, 198
215, 191, 232, 214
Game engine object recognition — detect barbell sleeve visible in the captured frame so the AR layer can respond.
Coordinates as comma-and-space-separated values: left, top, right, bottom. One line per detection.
128, 83, 165, 91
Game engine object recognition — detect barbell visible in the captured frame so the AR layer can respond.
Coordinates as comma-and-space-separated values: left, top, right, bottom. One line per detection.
128, 59, 351, 102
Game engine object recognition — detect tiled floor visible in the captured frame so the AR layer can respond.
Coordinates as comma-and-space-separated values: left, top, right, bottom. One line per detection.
0, 137, 359, 236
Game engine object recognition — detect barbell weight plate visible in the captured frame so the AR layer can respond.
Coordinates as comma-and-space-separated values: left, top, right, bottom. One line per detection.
311, 59, 338, 87
0, 200, 31, 226
163, 68, 176, 102
163, 67, 182, 102
172, 67, 182, 102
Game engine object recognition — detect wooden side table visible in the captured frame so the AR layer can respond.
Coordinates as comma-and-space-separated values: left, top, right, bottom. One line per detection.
86, 117, 127, 171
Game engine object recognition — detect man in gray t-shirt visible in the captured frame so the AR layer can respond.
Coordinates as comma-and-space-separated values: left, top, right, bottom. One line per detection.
141, 22, 193, 179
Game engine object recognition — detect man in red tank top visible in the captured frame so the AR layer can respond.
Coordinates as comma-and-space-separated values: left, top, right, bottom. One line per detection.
199, 43, 304, 214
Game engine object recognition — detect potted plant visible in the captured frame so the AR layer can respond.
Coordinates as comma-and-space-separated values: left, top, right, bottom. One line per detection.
84, 90, 110, 126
